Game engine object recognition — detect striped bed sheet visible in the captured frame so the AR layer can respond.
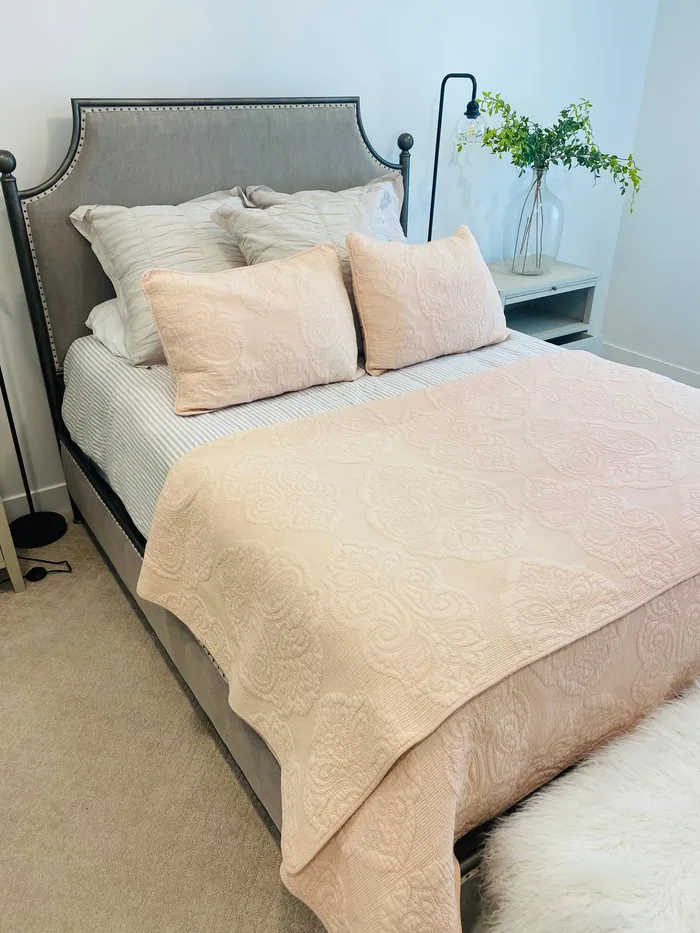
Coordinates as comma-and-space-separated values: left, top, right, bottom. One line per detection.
61, 331, 559, 539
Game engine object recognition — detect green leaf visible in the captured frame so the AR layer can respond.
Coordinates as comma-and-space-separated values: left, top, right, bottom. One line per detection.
473, 90, 641, 207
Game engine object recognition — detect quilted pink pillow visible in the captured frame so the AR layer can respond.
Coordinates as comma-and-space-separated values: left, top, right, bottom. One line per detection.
141, 244, 358, 415
347, 226, 507, 375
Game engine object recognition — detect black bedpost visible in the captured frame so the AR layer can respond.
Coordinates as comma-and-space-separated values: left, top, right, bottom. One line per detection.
0, 150, 67, 548
397, 133, 414, 236
0, 151, 62, 432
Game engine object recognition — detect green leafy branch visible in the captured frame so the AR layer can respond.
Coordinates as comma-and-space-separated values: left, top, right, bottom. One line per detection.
459, 92, 641, 210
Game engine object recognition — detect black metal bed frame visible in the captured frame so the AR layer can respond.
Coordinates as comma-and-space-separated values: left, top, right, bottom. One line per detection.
0, 96, 414, 555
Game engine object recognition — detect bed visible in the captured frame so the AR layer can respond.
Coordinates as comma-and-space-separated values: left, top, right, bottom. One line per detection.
2, 98, 700, 933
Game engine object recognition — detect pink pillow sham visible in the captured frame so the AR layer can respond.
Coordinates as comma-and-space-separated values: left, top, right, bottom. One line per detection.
347, 226, 507, 375
141, 244, 358, 415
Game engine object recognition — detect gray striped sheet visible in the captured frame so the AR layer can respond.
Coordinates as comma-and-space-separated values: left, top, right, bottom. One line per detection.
62, 332, 560, 538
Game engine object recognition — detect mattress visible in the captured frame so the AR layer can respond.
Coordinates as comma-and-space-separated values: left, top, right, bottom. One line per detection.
62, 331, 559, 538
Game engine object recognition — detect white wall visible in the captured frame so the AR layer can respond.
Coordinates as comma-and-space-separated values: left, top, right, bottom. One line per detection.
0, 0, 659, 515
602, 0, 700, 387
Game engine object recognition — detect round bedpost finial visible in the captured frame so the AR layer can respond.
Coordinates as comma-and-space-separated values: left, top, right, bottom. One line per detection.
397, 133, 414, 152
0, 150, 17, 175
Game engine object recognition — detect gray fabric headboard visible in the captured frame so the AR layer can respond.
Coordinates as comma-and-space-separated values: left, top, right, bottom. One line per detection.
0, 98, 412, 427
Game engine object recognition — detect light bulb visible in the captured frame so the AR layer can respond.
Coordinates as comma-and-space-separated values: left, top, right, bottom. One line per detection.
463, 116, 485, 140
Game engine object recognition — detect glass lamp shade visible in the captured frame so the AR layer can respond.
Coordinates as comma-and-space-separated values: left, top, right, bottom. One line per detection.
456, 112, 485, 148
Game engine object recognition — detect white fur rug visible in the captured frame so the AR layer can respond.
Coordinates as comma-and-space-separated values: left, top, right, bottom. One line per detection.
476, 683, 700, 933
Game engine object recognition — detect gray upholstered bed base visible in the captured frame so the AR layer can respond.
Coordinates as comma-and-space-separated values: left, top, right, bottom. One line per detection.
60, 442, 284, 830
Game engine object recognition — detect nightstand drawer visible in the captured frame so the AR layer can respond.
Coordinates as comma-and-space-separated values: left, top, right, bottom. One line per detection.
501, 275, 597, 305
488, 260, 597, 346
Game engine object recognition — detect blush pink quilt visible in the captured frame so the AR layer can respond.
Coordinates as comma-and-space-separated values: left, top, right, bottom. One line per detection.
138, 351, 700, 932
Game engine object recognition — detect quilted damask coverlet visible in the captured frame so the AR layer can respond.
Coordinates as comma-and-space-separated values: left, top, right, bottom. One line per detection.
138, 351, 700, 932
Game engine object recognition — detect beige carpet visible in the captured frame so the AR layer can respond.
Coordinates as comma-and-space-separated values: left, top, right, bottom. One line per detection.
0, 523, 324, 933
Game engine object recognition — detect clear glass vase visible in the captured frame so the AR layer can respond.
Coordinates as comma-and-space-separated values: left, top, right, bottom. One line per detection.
503, 169, 564, 275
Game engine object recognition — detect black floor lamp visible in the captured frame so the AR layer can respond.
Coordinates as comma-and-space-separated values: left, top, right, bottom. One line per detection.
0, 355, 67, 549
428, 72, 485, 242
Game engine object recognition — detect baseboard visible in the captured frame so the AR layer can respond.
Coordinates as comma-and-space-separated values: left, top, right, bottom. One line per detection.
600, 343, 700, 388
1, 482, 71, 523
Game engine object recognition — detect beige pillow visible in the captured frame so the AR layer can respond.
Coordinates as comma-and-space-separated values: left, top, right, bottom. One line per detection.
211, 174, 406, 298
243, 172, 404, 213
347, 226, 508, 376
70, 190, 248, 365
141, 244, 358, 415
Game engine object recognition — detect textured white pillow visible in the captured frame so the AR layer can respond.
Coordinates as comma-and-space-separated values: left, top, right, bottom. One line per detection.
211, 174, 406, 297
71, 189, 248, 365
85, 299, 129, 360
243, 172, 404, 212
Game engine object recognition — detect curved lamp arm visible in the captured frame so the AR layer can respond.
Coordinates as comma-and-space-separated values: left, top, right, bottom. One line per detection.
427, 73, 479, 242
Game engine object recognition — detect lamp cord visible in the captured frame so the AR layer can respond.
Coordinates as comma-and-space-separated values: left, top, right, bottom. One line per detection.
17, 555, 72, 582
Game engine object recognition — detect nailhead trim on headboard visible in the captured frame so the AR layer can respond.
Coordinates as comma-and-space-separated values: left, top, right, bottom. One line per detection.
23, 103, 387, 207
22, 102, 390, 372
21, 199, 59, 367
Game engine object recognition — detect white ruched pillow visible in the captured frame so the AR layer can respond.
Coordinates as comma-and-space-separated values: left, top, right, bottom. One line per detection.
71, 189, 248, 365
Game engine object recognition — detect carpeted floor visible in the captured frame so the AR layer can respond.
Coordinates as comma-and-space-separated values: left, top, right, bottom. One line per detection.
0, 523, 324, 933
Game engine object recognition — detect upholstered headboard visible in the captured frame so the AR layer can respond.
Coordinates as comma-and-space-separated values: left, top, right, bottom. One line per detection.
0, 97, 413, 430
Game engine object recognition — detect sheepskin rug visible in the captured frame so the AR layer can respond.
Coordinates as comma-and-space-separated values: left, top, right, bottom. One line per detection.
476, 683, 700, 933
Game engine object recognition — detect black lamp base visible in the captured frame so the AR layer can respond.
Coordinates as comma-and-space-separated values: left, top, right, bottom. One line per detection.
10, 511, 68, 549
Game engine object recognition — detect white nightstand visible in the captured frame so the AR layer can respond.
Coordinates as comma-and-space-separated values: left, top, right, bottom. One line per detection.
488, 260, 597, 346
0, 498, 25, 592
